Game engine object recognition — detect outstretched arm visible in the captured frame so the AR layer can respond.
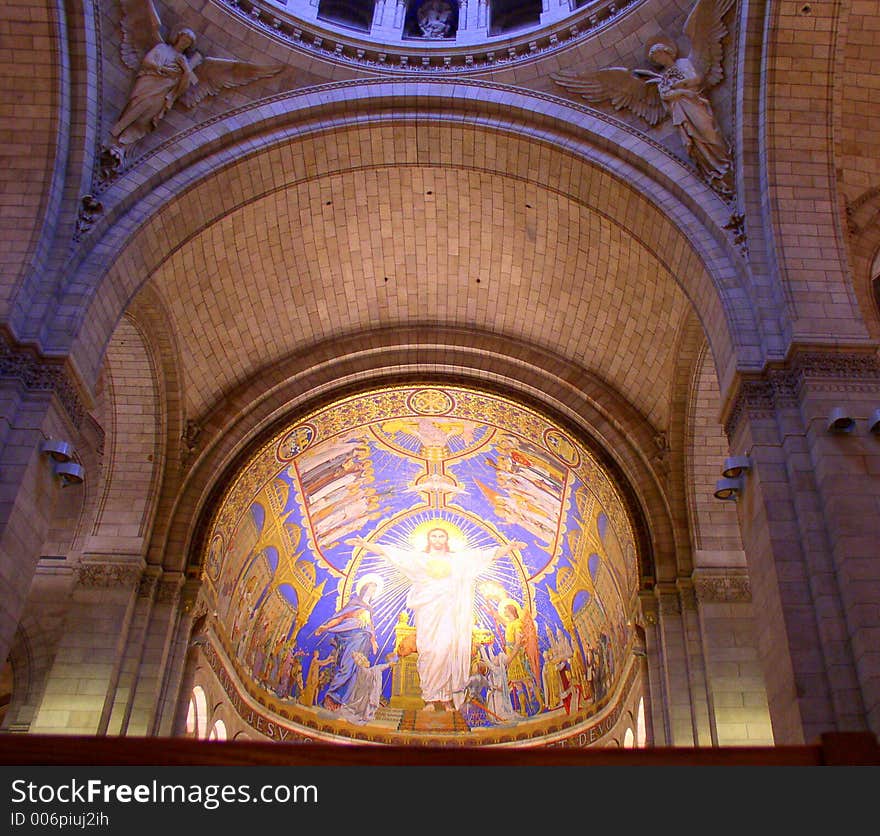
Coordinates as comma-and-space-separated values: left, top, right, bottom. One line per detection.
492, 540, 526, 561
346, 535, 389, 557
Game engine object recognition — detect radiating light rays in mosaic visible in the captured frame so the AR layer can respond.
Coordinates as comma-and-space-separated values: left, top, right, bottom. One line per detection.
201, 384, 641, 744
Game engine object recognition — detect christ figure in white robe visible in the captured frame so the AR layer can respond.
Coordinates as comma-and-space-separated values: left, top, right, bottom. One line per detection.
349, 528, 523, 711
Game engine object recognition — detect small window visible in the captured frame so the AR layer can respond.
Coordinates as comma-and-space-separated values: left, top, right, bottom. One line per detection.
208, 719, 228, 741
636, 697, 647, 747
191, 685, 208, 738
489, 0, 541, 35
317, 0, 376, 32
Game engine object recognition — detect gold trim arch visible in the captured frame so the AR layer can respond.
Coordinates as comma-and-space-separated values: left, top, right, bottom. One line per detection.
197, 384, 642, 746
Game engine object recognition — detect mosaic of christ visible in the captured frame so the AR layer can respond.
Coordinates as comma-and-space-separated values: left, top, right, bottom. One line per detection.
202, 386, 641, 745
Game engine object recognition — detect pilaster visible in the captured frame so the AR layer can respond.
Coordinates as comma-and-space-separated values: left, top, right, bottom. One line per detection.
30, 557, 142, 734
0, 355, 86, 665
655, 584, 694, 745
723, 347, 880, 741
126, 571, 186, 735
639, 592, 667, 746
693, 568, 773, 745
154, 578, 202, 737
677, 579, 714, 746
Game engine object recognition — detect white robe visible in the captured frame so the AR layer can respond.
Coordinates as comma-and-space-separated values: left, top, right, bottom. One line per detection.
337, 661, 393, 725
382, 544, 496, 707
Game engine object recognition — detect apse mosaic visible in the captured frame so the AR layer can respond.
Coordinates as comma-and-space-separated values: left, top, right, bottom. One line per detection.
201, 385, 641, 745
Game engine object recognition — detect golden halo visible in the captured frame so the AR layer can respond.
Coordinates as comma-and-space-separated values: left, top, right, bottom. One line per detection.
356, 572, 384, 598
409, 518, 466, 550
498, 597, 522, 618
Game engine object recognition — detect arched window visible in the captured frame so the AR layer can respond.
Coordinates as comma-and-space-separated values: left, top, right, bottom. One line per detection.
189, 685, 209, 739
208, 719, 228, 741
623, 727, 635, 748
636, 697, 647, 747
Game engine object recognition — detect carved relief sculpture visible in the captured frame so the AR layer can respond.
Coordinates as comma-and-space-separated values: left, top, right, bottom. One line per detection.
417, 0, 455, 38
102, 0, 282, 174
551, 0, 735, 197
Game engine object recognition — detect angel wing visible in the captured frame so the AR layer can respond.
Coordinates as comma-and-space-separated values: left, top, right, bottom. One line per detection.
521, 608, 542, 689
683, 0, 736, 89
550, 67, 666, 127
178, 57, 282, 109
118, 0, 164, 71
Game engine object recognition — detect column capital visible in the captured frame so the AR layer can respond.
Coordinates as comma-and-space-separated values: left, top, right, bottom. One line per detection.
156, 572, 186, 605
0, 327, 91, 427
75, 557, 144, 589
722, 346, 880, 439
692, 569, 752, 603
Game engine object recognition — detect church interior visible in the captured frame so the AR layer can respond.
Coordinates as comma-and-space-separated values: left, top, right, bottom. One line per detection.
1, 0, 879, 765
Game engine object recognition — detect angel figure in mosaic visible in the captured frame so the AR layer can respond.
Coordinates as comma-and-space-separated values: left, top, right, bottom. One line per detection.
551, 0, 735, 198
101, 0, 281, 173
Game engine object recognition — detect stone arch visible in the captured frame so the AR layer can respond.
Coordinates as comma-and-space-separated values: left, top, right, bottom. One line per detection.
843, 197, 880, 341
0, 626, 32, 732
756, 0, 870, 349
0, 0, 65, 322
125, 286, 188, 568
87, 314, 163, 556
662, 308, 711, 576
154, 327, 686, 586
685, 342, 743, 555
47, 83, 761, 397
0, 603, 70, 733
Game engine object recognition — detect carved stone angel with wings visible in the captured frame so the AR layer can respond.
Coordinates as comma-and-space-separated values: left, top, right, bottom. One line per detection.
552, 0, 735, 197
103, 0, 281, 171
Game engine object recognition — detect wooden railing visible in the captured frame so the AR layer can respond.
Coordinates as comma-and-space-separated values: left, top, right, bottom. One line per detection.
0, 731, 877, 765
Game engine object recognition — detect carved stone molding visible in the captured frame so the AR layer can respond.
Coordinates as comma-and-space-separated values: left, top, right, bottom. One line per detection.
75, 560, 143, 589
844, 185, 880, 237
0, 329, 87, 428
723, 349, 880, 439
137, 567, 161, 599
657, 589, 681, 616
639, 592, 659, 626
180, 579, 203, 615
723, 210, 748, 258
222, 0, 639, 75
793, 350, 880, 382
156, 572, 185, 605
693, 573, 752, 603
677, 583, 698, 612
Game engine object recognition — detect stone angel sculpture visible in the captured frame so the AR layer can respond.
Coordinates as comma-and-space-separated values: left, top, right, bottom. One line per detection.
551, 0, 735, 198
102, 0, 281, 173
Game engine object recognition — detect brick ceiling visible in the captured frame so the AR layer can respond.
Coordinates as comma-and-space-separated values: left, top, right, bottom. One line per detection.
147, 165, 689, 429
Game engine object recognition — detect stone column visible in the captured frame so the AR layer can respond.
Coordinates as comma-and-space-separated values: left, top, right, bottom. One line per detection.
30, 558, 142, 734
153, 578, 201, 737
0, 373, 84, 666
125, 571, 185, 735
794, 354, 880, 737
631, 620, 654, 746
655, 584, 696, 744
678, 579, 714, 746
639, 593, 668, 745
693, 569, 773, 745
723, 349, 878, 742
